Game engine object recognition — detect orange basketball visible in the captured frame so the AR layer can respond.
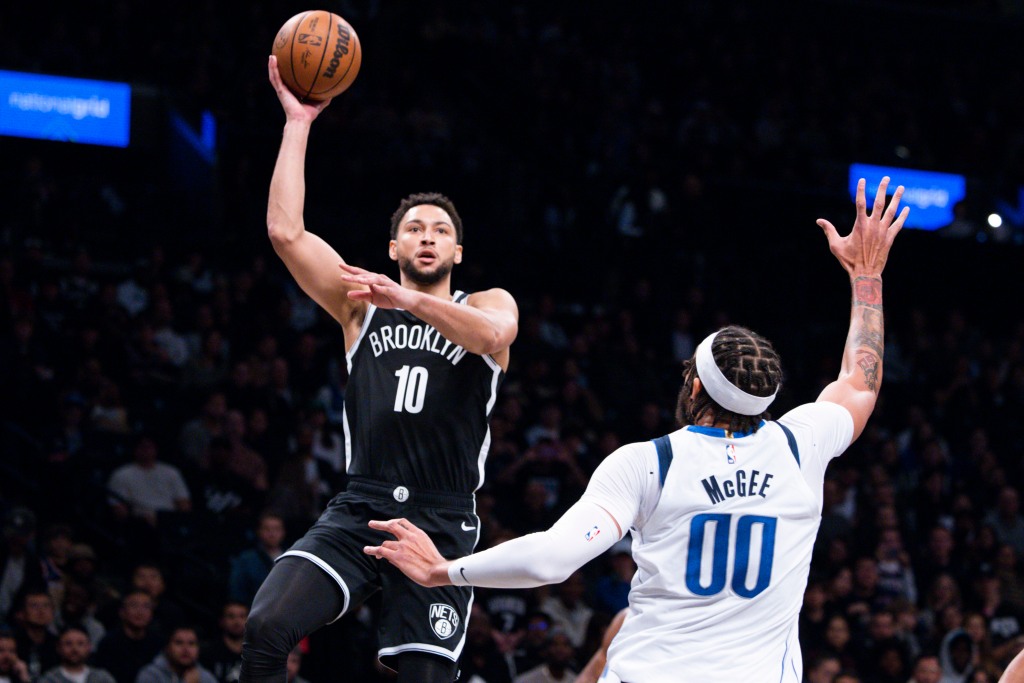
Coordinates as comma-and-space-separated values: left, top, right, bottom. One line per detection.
272, 10, 362, 102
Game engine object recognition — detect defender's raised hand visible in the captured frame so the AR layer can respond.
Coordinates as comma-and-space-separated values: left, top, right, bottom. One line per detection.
364, 518, 452, 588
817, 176, 909, 277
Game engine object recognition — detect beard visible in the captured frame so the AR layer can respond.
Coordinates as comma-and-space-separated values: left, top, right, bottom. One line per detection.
398, 255, 454, 286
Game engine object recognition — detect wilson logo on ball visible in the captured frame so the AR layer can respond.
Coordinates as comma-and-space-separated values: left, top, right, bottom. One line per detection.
323, 26, 352, 79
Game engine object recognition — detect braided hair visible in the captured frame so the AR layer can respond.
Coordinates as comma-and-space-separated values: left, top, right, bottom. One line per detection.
675, 325, 783, 434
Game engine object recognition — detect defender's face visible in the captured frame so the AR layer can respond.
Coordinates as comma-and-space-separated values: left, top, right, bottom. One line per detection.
390, 205, 462, 286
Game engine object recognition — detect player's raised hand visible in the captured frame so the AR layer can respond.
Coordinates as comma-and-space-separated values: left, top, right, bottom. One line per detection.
817, 176, 909, 278
268, 56, 331, 123
364, 518, 453, 588
339, 263, 417, 310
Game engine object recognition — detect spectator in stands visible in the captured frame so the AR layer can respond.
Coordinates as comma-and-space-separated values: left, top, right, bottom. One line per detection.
285, 648, 310, 683
200, 602, 247, 683
986, 487, 1024, 559
107, 436, 191, 527
227, 513, 285, 607
539, 571, 593, 651
93, 591, 162, 683
38, 626, 115, 683
130, 564, 186, 641
136, 626, 217, 683
11, 587, 58, 680
908, 654, 942, 683
0, 630, 30, 683
513, 629, 576, 683
54, 581, 105, 648
0, 509, 43, 623
179, 392, 227, 468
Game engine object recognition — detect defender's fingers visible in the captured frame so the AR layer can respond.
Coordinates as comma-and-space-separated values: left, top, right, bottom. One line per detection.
816, 218, 840, 243
872, 177, 890, 218
888, 206, 910, 240
855, 178, 867, 215
368, 518, 412, 536
338, 263, 370, 274
883, 186, 905, 223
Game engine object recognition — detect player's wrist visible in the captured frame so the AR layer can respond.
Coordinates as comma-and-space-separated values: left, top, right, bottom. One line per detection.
283, 118, 313, 133
443, 560, 464, 587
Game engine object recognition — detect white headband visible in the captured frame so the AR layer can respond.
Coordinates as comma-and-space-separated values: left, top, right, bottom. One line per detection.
694, 331, 778, 416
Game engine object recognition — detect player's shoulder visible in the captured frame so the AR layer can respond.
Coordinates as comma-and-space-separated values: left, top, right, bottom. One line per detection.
777, 401, 853, 430
466, 287, 518, 312
598, 439, 662, 474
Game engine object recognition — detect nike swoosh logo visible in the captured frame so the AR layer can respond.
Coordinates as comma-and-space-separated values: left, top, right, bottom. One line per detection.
460, 568, 469, 582
461, 522, 477, 531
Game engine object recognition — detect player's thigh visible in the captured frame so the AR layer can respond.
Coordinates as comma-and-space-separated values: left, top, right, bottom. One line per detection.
284, 493, 388, 615
377, 506, 478, 659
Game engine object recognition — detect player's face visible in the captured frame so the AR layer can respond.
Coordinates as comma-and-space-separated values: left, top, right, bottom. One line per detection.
390, 205, 462, 286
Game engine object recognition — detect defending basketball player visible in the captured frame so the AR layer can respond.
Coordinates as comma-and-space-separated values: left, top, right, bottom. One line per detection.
240, 57, 518, 683
365, 178, 908, 681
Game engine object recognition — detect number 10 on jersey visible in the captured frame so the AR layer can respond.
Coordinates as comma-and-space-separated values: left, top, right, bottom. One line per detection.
686, 513, 777, 599
394, 365, 428, 413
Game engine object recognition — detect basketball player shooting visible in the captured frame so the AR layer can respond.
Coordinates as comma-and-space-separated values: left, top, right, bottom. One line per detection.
365, 178, 908, 682
240, 56, 518, 683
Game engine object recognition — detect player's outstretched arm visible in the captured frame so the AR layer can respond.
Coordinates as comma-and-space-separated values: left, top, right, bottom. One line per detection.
364, 498, 622, 589
816, 176, 909, 441
266, 56, 365, 330
339, 264, 518, 363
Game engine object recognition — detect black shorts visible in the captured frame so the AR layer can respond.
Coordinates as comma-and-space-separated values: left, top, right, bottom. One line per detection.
281, 477, 480, 666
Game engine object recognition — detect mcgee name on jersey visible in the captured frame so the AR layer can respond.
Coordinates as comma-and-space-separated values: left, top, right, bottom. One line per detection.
367, 322, 470, 365
700, 468, 775, 505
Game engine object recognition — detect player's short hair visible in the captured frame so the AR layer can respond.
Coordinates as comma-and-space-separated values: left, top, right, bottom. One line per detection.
675, 325, 783, 434
390, 192, 464, 244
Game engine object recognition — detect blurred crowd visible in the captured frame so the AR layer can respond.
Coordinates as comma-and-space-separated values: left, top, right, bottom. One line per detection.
2, 1, 1024, 683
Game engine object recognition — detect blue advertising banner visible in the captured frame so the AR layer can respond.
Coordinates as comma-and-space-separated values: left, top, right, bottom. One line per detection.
849, 163, 966, 231
0, 70, 131, 147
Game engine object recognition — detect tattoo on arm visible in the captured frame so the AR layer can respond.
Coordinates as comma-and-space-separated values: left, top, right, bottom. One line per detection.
850, 276, 884, 393
856, 351, 880, 393
853, 277, 883, 308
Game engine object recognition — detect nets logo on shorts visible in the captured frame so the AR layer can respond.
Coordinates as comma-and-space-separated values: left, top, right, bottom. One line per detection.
429, 603, 460, 640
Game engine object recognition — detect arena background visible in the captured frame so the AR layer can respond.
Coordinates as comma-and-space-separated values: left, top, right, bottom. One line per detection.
2, 1, 1023, 681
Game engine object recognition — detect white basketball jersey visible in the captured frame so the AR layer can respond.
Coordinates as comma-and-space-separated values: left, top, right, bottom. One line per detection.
583, 402, 853, 683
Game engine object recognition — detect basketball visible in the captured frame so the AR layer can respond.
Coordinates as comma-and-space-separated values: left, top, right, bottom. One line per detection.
272, 10, 362, 102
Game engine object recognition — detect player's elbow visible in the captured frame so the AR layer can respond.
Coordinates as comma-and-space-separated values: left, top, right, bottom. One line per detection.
476, 321, 517, 356
266, 219, 294, 245
267, 216, 301, 246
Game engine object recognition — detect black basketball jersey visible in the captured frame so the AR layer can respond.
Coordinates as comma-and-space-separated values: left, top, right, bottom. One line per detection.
342, 291, 505, 494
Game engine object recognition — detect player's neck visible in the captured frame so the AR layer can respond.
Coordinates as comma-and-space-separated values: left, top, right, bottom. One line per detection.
399, 276, 453, 301
694, 415, 733, 429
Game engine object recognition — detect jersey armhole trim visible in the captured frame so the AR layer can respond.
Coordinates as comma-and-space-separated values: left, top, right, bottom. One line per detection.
776, 422, 800, 466
652, 435, 674, 488
344, 304, 378, 368
456, 289, 504, 371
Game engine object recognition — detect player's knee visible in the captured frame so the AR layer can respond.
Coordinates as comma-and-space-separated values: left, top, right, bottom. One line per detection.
243, 604, 293, 659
